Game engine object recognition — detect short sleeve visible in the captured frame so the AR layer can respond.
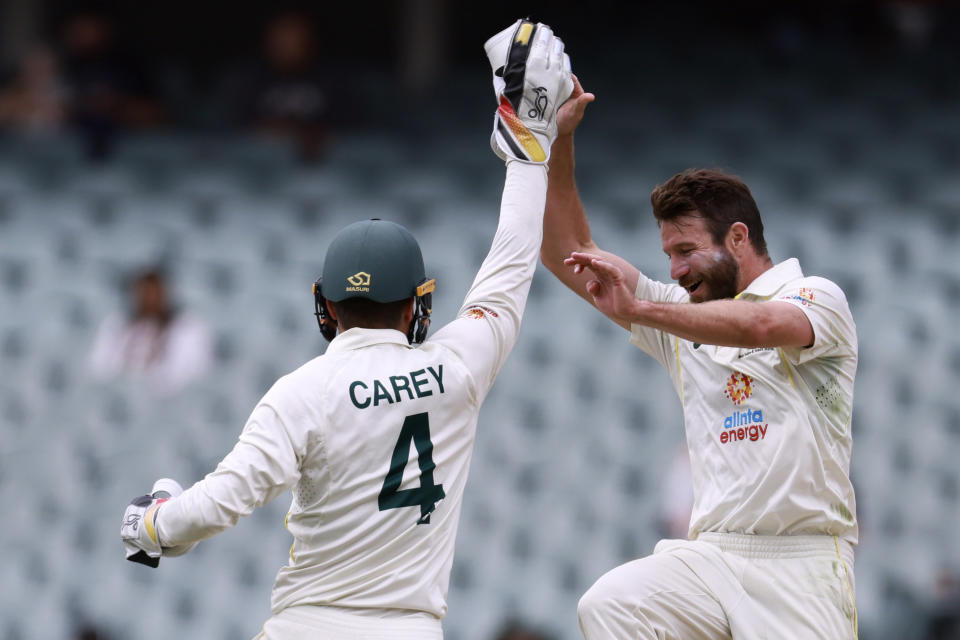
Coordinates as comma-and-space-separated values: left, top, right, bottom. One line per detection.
776, 276, 857, 365
629, 272, 689, 369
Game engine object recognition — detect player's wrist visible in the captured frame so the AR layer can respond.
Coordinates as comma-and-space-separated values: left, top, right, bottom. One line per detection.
627, 299, 654, 323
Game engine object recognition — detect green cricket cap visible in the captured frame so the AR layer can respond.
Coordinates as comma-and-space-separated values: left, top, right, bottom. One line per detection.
321, 219, 426, 303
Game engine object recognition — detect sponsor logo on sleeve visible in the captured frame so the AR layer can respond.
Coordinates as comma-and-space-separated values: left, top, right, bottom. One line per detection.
779, 287, 815, 307
464, 305, 499, 320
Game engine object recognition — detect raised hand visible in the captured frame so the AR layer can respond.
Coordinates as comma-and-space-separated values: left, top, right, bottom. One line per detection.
565, 251, 640, 322
557, 74, 595, 137
485, 19, 575, 163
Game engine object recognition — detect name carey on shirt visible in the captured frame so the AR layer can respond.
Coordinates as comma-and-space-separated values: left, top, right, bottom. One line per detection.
348, 365, 445, 409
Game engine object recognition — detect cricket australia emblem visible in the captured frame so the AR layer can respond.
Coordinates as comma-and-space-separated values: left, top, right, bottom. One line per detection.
464, 305, 499, 320
724, 371, 753, 405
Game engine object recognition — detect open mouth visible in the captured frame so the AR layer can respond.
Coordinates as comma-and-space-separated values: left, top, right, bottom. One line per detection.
684, 280, 703, 294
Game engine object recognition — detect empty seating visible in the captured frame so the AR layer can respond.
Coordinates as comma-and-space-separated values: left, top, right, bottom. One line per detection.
0, 69, 956, 639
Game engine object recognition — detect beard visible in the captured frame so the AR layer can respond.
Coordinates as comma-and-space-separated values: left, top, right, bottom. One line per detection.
688, 248, 740, 302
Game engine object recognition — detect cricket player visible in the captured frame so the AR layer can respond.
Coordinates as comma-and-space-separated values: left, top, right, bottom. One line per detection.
120, 19, 573, 639
540, 79, 859, 639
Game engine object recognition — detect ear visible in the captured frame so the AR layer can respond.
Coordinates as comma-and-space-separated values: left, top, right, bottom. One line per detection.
401, 298, 415, 328
726, 222, 749, 254
326, 301, 339, 323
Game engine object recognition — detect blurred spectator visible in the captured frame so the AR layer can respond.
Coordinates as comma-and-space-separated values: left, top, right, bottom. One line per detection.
0, 44, 67, 134
59, 10, 163, 159
89, 267, 212, 396
491, 619, 555, 640
884, 0, 937, 51
234, 12, 341, 163
72, 622, 112, 640
924, 567, 960, 640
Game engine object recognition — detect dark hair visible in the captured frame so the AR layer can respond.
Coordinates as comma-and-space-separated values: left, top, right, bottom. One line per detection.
134, 268, 166, 289
130, 266, 174, 325
650, 169, 768, 257
492, 619, 555, 640
330, 297, 411, 332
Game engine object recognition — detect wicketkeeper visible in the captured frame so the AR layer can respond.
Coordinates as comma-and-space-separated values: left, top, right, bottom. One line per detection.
121, 19, 573, 639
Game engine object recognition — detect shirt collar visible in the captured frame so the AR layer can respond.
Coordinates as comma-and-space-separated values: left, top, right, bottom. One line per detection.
323, 327, 412, 354
735, 258, 804, 300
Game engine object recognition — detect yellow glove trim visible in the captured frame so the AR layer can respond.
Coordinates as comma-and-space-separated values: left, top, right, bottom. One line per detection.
144, 502, 163, 545
498, 97, 546, 162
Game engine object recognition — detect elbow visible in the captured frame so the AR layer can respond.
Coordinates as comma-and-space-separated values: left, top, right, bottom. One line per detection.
742, 304, 813, 349
540, 239, 591, 276
540, 248, 565, 277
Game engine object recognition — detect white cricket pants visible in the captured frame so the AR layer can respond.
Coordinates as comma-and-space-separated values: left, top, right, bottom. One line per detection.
578, 532, 857, 640
252, 605, 444, 640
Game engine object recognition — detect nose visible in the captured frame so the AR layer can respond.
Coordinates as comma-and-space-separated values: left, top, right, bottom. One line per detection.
670, 256, 689, 281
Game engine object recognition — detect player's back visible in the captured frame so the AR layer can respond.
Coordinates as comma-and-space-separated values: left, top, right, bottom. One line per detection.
267, 327, 481, 618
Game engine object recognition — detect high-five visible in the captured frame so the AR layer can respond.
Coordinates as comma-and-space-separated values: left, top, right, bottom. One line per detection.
121, 19, 573, 640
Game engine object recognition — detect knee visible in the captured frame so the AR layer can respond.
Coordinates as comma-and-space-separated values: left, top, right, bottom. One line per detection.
577, 572, 624, 625
578, 557, 674, 638
577, 581, 604, 623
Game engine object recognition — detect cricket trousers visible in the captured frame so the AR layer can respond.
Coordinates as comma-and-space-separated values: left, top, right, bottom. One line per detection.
253, 604, 444, 640
578, 532, 857, 640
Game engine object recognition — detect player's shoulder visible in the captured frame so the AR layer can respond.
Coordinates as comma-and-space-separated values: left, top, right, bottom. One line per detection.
263, 353, 328, 397
794, 274, 848, 300
253, 354, 335, 425
777, 272, 852, 314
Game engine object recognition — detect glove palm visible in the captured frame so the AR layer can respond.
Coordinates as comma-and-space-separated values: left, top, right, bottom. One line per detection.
121, 478, 196, 567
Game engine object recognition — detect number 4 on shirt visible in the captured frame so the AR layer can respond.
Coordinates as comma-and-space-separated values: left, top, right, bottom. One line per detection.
378, 412, 446, 524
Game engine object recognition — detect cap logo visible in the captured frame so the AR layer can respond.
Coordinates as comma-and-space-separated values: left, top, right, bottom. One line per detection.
346, 271, 371, 292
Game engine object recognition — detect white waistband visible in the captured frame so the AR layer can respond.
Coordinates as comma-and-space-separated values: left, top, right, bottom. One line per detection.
696, 532, 854, 566
273, 605, 442, 637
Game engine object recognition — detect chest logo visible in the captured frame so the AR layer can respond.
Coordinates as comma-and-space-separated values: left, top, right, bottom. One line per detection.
724, 371, 753, 405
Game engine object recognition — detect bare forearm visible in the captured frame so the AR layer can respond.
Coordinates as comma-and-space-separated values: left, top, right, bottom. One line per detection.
542, 134, 595, 267
543, 138, 641, 329
628, 299, 813, 349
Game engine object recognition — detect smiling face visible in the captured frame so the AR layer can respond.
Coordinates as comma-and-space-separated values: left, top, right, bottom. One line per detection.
661, 215, 740, 303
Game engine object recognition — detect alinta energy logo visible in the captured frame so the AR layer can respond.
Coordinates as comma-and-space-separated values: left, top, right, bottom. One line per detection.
720, 371, 769, 445
346, 271, 371, 293
724, 371, 753, 405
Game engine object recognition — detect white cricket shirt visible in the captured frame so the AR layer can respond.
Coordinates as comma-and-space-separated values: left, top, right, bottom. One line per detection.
630, 258, 858, 544
155, 162, 548, 619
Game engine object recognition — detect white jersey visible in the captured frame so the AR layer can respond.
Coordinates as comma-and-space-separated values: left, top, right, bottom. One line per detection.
629, 258, 858, 544
155, 162, 548, 619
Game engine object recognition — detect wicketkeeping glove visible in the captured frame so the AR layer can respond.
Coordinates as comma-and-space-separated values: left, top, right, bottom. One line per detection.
485, 19, 574, 164
121, 478, 196, 567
